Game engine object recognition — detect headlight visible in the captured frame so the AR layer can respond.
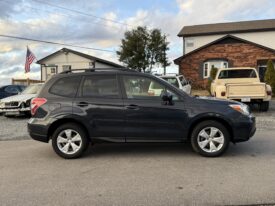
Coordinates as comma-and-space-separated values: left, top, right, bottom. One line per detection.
229, 104, 250, 116
0, 101, 4, 109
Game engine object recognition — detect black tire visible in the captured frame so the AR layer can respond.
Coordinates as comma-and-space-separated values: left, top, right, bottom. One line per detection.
52, 123, 89, 159
259, 101, 269, 112
190, 120, 230, 157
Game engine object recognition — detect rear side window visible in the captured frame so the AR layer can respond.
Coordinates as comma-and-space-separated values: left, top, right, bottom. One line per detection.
81, 75, 119, 98
50, 76, 81, 97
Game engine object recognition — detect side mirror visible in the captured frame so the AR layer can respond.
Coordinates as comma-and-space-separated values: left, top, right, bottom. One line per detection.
161, 91, 174, 105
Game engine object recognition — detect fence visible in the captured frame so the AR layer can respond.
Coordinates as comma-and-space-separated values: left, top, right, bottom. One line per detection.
12, 78, 44, 86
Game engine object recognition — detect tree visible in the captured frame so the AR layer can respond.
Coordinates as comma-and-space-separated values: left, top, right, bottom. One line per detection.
117, 26, 170, 73
264, 59, 275, 96
207, 66, 218, 94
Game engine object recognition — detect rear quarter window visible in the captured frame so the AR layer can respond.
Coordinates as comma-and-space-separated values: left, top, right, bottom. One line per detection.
49, 76, 81, 97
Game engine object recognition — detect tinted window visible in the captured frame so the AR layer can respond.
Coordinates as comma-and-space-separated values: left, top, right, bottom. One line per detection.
123, 75, 178, 100
4, 86, 19, 94
218, 69, 257, 79
81, 75, 119, 98
50, 76, 81, 97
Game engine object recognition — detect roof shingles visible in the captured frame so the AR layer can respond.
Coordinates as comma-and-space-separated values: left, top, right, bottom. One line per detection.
178, 19, 275, 37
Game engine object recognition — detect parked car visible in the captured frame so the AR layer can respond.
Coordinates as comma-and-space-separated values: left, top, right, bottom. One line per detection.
211, 67, 272, 111
28, 68, 255, 159
0, 83, 43, 117
0, 85, 26, 99
159, 74, 191, 94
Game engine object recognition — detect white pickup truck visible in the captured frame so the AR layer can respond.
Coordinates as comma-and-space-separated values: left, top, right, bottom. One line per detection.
211, 67, 272, 111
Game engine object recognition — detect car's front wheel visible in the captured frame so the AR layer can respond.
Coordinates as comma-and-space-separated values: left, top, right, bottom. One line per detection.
191, 120, 230, 157
52, 123, 89, 159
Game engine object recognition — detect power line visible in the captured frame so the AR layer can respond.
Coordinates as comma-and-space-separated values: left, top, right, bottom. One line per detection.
31, 0, 133, 28
0, 0, 124, 31
0, 34, 116, 53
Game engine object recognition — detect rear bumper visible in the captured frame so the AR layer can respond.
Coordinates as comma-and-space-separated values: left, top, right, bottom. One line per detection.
232, 115, 256, 143
28, 118, 49, 143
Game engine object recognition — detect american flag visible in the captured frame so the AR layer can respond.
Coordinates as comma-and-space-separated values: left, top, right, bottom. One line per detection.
25, 47, 36, 73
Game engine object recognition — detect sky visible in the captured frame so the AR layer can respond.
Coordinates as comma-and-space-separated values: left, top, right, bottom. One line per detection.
0, 0, 275, 85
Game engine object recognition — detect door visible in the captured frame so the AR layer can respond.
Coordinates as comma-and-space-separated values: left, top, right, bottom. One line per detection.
75, 74, 125, 142
121, 75, 188, 142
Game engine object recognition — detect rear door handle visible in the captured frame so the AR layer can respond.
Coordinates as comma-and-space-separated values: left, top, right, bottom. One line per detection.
125, 104, 139, 110
77, 102, 89, 107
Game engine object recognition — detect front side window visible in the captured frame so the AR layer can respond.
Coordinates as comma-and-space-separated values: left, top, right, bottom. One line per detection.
50, 76, 81, 97
81, 75, 119, 98
123, 76, 178, 100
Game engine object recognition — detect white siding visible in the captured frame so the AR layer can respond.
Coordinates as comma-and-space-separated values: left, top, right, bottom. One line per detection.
40, 52, 118, 81
184, 31, 275, 54
95, 62, 115, 68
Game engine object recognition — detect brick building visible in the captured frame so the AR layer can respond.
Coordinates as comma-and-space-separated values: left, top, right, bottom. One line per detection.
174, 19, 275, 88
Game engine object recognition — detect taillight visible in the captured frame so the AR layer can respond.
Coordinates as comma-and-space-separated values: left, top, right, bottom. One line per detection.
31, 98, 47, 116
221, 91, 226, 96
267, 90, 272, 96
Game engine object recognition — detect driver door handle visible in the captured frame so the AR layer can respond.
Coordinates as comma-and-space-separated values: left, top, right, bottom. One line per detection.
125, 104, 139, 110
77, 102, 89, 107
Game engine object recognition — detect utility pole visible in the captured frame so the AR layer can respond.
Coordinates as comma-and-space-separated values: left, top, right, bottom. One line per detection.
163, 35, 167, 75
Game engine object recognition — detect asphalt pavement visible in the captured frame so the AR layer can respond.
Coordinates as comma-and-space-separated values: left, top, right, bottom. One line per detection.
0, 130, 275, 206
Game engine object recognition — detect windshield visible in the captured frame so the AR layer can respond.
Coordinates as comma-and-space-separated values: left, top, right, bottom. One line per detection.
161, 77, 179, 88
22, 84, 42, 94
218, 69, 257, 79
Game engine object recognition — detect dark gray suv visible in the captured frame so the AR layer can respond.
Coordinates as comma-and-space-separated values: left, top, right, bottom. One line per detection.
28, 68, 256, 159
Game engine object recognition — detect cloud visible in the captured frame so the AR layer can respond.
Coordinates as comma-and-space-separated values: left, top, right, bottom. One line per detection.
0, 1, 23, 18
1, 0, 275, 84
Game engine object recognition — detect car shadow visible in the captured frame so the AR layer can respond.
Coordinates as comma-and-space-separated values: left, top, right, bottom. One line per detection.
84, 142, 195, 158
80, 140, 273, 159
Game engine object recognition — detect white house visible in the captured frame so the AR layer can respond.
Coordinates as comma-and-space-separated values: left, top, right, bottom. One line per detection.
174, 19, 275, 88
37, 48, 123, 81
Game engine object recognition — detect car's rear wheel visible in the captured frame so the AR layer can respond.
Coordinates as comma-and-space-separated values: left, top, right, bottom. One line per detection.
52, 123, 88, 159
191, 120, 230, 157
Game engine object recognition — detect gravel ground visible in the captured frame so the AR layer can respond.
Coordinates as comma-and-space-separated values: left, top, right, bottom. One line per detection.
0, 100, 275, 141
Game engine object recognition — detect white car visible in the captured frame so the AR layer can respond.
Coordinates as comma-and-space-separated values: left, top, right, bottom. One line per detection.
0, 83, 43, 117
160, 75, 191, 94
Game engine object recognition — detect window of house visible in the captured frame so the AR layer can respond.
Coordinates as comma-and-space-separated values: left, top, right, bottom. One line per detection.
89, 61, 95, 69
62, 65, 71, 72
50, 67, 56, 74
186, 39, 194, 47
203, 60, 228, 78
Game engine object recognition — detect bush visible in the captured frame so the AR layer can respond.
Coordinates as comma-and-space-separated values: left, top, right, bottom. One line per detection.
207, 66, 218, 95
264, 59, 275, 96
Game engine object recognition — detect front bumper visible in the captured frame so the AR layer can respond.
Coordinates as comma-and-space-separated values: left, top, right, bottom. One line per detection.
0, 107, 30, 116
232, 115, 256, 143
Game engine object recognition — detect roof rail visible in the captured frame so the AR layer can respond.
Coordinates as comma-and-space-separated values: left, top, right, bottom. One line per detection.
59, 67, 138, 74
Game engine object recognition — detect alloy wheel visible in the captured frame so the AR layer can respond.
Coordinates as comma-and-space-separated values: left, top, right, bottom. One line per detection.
57, 129, 82, 155
197, 127, 225, 153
